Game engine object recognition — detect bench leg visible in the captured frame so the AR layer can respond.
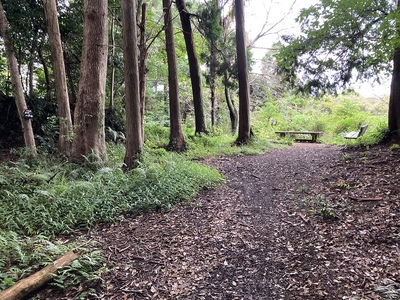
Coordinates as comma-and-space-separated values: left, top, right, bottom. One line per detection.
311, 134, 319, 142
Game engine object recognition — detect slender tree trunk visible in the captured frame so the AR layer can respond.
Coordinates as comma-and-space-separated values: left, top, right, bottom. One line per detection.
27, 31, 39, 97
109, 6, 116, 111
138, 2, 147, 142
43, 0, 73, 156
0, 0, 36, 155
122, 0, 143, 170
176, 0, 206, 135
224, 71, 238, 133
70, 0, 108, 163
210, 42, 217, 128
37, 44, 51, 99
28, 57, 34, 96
65, 61, 77, 107
235, 0, 251, 145
164, 0, 186, 152
388, 0, 400, 138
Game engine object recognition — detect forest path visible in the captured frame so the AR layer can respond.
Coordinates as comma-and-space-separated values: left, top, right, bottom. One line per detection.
47, 143, 400, 299
92, 143, 348, 299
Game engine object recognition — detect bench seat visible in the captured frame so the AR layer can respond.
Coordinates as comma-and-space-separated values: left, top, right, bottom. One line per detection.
275, 131, 323, 142
344, 124, 368, 139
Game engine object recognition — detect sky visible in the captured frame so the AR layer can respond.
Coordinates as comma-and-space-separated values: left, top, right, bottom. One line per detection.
245, 0, 318, 63
244, 0, 390, 97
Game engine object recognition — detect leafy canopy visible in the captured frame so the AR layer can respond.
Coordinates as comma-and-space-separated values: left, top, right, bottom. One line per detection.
275, 0, 400, 95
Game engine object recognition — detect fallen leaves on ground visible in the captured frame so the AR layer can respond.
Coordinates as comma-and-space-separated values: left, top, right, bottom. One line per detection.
39, 143, 400, 299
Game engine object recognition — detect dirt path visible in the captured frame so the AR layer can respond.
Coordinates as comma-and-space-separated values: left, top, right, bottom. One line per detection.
92, 144, 343, 299
44, 143, 400, 299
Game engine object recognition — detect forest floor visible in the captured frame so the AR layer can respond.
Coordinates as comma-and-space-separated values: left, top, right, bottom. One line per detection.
41, 143, 400, 299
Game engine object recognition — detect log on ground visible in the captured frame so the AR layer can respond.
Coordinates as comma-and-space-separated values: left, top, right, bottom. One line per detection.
0, 250, 79, 300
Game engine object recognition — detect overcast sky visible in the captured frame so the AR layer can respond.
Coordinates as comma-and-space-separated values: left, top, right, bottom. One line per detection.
245, 0, 318, 55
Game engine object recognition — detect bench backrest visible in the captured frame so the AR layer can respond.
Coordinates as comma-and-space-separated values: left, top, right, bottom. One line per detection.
359, 124, 368, 137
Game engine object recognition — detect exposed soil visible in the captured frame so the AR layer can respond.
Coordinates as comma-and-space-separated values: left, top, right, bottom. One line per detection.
38, 143, 400, 299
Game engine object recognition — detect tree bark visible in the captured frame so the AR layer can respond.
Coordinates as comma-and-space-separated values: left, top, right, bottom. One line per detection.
176, 0, 207, 135
164, 0, 186, 152
0, 251, 78, 300
109, 6, 116, 112
70, 0, 108, 163
388, 0, 400, 138
0, 0, 36, 156
37, 43, 51, 99
43, 0, 73, 156
235, 0, 251, 145
389, 47, 400, 137
210, 42, 217, 128
65, 59, 77, 107
224, 71, 238, 133
138, 2, 147, 142
122, 0, 143, 170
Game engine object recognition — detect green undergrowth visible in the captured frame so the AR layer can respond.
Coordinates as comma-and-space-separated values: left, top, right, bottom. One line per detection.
144, 123, 277, 159
1, 90, 391, 296
0, 232, 104, 295
0, 144, 224, 294
254, 92, 389, 147
0, 148, 223, 237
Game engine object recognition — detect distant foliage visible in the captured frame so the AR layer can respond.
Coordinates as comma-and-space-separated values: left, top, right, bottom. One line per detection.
253, 92, 388, 146
275, 0, 397, 94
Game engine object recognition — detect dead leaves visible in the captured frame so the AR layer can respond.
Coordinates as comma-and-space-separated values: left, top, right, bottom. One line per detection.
41, 144, 400, 299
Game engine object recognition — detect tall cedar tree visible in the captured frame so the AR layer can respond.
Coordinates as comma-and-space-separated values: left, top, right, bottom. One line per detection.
176, 0, 207, 134
389, 0, 400, 137
42, 0, 73, 155
122, 0, 143, 169
199, 0, 222, 128
235, 0, 251, 145
163, 0, 186, 151
138, 2, 147, 141
0, 0, 36, 155
70, 0, 108, 162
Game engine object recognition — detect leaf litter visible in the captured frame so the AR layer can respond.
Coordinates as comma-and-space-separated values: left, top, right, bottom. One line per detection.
38, 143, 400, 299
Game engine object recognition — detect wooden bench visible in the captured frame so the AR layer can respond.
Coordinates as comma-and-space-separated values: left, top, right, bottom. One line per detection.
344, 124, 368, 139
275, 131, 323, 142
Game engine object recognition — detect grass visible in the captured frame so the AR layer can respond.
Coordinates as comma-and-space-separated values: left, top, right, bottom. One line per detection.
255, 92, 390, 146
0, 142, 226, 295
0, 91, 391, 296
0, 148, 224, 236
0, 127, 279, 296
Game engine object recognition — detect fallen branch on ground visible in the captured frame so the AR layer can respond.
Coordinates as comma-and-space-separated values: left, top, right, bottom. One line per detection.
0, 250, 79, 300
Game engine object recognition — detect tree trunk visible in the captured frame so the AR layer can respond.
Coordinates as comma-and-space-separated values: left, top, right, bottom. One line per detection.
109, 6, 116, 111
43, 0, 73, 156
122, 0, 143, 170
176, 0, 207, 135
138, 2, 147, 142
224, 71, 238, 133
389, 47, 400, 137
388, 0, 400, 138
65, 60, 77, 107
37, 43, 51, 99
234, 0, 251, 145
70, 0, 108, 163
0, 0, 36, 155
164, 0, 186, 152
210, 42, 217, 128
